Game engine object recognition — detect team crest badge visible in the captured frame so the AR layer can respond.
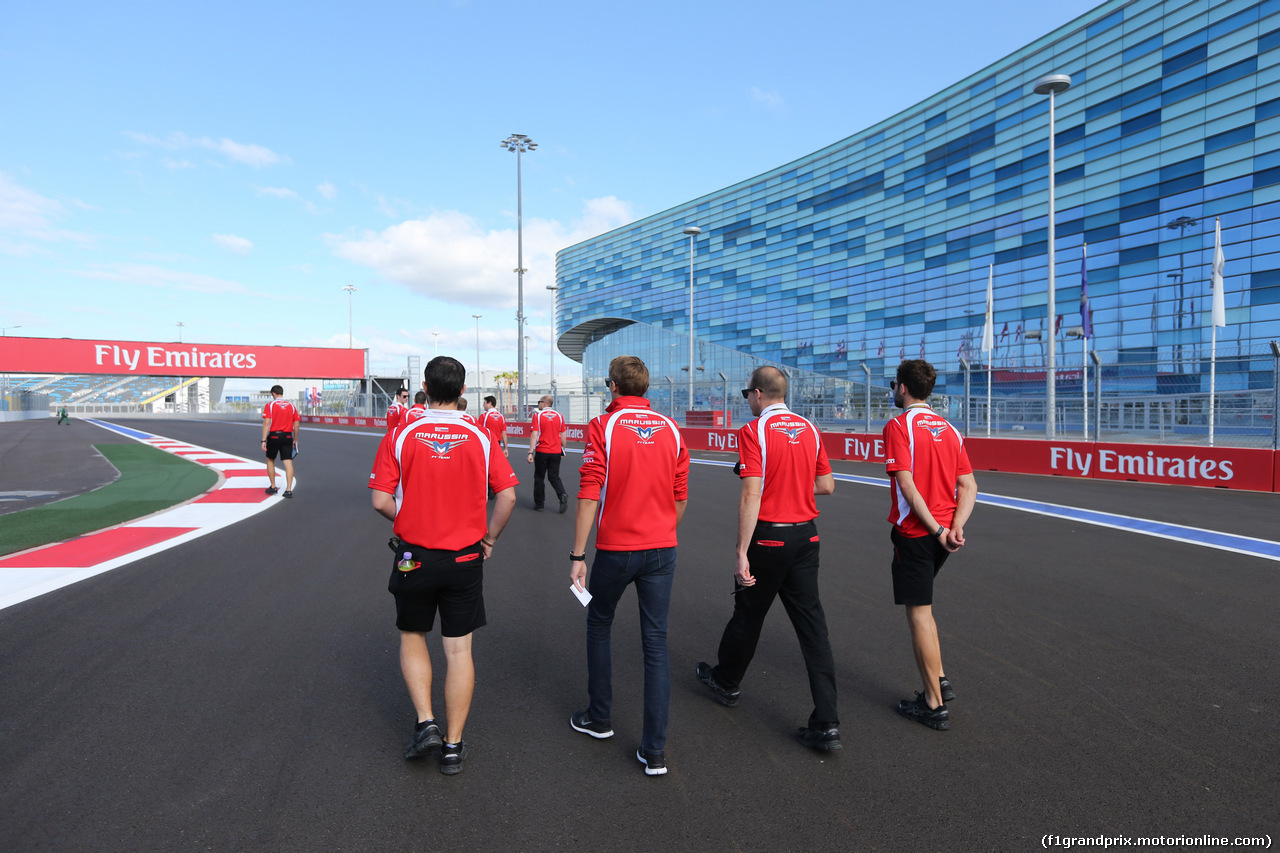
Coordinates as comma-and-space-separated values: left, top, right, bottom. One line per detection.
770, 422, 807, 442
621, 422, 666, 441
924, 423, 949, 439
414, 432, 470, 456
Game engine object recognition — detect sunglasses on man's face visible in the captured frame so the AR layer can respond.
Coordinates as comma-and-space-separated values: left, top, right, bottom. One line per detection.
887, 380, 899, 390
740, 388, 755, 399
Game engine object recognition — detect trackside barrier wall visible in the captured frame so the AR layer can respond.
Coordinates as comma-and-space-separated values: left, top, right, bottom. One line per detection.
300, 417, 1279, 493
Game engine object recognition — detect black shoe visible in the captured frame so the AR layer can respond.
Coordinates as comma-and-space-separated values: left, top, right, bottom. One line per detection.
282, 490, 293, 499
636, 748, 667, 776
265, 486, 278, 495
439, 741, 468, 775
534, 504, 544, 512
558, 494, 569, 514
569, 710, 614, 739
939, 676, 955, 703
404, 721, 442, 760
795, 726, 842, 752
695, 661, 740, 708
896, 692, 950, 730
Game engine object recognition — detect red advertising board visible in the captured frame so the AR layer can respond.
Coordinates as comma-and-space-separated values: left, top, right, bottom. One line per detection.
297, 417, 1279, 493
0, 336, 365, 379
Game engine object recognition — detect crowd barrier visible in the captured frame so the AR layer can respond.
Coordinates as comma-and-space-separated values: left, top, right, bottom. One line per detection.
301, 415, 1280, 494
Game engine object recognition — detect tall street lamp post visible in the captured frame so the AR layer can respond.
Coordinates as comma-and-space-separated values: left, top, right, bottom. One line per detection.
501, 133, 537, 418
682, 225, 701, 420
472, 314, 483, 412
343, 284, 357, 348
1032, 73, 1071, 439
432, 330, 440, 358
546, 285, 558, 398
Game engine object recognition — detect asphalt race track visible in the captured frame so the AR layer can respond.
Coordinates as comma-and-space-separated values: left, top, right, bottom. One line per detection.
1, 418, 1277, 852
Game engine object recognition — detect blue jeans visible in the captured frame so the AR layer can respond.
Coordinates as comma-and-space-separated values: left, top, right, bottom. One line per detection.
586, 547, 675, 753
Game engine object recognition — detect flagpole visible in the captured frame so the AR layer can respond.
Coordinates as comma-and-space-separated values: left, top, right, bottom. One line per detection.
1081, 243, 1089, 439
984, 264, 994, 437
1209, 217, 1226, 447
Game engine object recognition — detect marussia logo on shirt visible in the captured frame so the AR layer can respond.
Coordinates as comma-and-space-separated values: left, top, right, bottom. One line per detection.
923, 423, 949, 439
770, 422, 807, 442
414, 432, 471, 457
620, 422, 666, 442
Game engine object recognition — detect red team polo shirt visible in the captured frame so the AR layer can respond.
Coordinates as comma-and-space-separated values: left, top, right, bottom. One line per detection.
386, 401, 407, 432
369, 410, 519, 551
577, 396, 689, 551
401, 404, 427, 426
461, 412, 478, 426
883, 405, 973, 538
262, 399, 299, 432
532, 408, 565, 454
480, 408, 507, 445
737, 404, 831, 523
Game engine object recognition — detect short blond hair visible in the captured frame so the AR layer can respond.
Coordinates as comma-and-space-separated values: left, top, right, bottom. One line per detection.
609, 356, 649, 396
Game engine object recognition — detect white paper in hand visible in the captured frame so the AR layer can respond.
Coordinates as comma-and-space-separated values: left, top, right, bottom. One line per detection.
570, 583, 592, 607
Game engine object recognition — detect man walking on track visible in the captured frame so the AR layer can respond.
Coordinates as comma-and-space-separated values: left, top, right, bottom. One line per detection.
884, 359, 977, 732
386, 388, 409, 433
260, 384, 299, 498
695, 366, 840, 752
480, 396, 508, 458
369, 356, 518, 775
568, 356, 689, 777
527, 394, 567, 513
401, 391, 428, 426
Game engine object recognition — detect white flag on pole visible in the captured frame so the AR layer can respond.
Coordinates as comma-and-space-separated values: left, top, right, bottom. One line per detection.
981, 264, 994, 354
1211, 217, 1226, 328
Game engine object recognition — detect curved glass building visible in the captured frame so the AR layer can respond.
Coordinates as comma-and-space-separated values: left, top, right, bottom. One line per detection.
556, 0, 1280, 436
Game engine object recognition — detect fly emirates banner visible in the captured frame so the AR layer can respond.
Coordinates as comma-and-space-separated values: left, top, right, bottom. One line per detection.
0, 336, 366, 379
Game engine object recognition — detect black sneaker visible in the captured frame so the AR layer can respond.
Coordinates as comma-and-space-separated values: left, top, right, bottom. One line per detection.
569, 710, 614, 739
439, 741, 468, 775
534, 504, 545, 512
636, 748, 667, 776
282, 490, 293, 499
265, 486, 278, 495
558, 494, 569, 514
695, 661, 740, 708
404, 721, 442, 760
896, 692, 950, 730
795, 726, 842, 752
939, 675, 955, 703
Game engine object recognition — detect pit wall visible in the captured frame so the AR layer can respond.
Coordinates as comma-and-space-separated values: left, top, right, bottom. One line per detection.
300, 416, 1279, 494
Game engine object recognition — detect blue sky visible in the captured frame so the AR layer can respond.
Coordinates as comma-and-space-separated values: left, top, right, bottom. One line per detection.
1, 0, 1098, 381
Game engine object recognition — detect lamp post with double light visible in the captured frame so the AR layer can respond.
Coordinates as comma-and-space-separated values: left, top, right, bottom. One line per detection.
1032, 73, 1071, 439
501, 133, 537, 417
343, 285, 357, 348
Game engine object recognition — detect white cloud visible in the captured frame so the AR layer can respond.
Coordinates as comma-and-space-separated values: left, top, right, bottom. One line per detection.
122, 131, 288, 168
317, 182, 337, 200
258, 186, 297, 199
163, 159, 195, 170
328, 196, 636, 310
0, 172, 96, 255
213, 233, 253, 254
748, 86, 786, 111
78, 262, 262, 296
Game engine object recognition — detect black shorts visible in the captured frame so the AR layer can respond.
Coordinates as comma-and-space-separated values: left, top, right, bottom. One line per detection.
387, 540, 486, 637
890, 527, 950, 607
265, 431, 294, 461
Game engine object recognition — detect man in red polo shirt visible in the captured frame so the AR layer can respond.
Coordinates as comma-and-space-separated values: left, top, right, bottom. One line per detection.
479, 395, 508, 457
401, 391, 428, 426
568, 356, 689, 777
884, 359, 976, 732
386, 388, 409, 432
526, 395, 567, 513
369, 356, 518, 775
260, 384, 300, 498
695, 366, 840, 751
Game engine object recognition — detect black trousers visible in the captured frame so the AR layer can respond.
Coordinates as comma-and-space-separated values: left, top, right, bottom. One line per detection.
532, 451, 565, 507
713, 520, 838, 728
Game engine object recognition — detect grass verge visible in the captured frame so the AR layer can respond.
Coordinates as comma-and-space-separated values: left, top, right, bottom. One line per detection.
0, 443, 219, 557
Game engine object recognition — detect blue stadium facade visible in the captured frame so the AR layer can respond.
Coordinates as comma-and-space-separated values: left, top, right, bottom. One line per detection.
554, 0, 1280, 425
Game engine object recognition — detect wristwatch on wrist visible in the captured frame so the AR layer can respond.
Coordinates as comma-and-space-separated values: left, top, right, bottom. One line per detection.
569, 552, 586, 562
934, 525, 945, 538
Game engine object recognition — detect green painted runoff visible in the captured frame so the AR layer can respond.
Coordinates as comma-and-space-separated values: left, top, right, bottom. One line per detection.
0, 443, 218, 557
